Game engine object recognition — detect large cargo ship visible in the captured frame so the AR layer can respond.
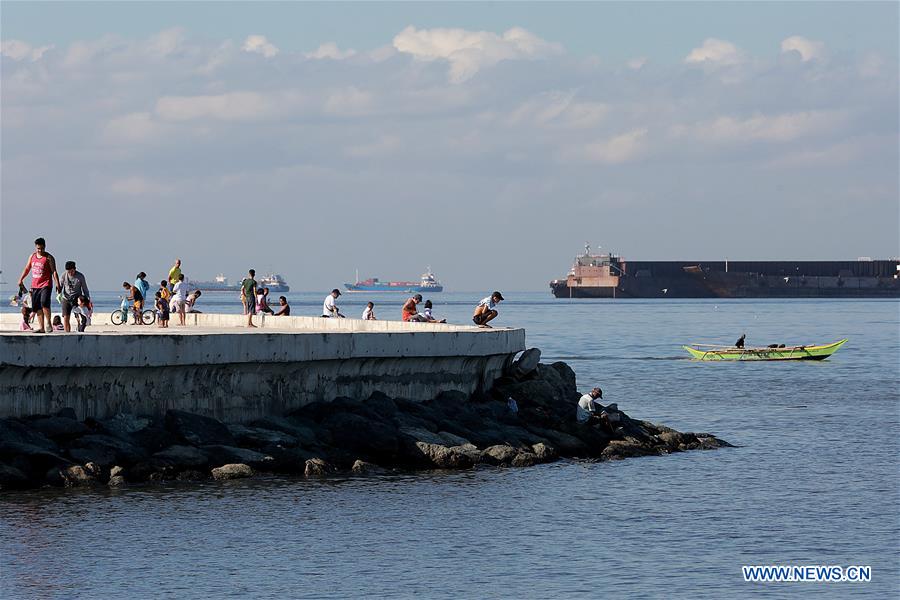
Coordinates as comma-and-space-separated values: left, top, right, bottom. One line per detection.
193, 273, 290, 293
345, 268, 444, 293
550, 244, 900, 298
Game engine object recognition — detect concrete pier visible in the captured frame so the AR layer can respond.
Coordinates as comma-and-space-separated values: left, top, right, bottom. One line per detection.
0, 313, 526, 422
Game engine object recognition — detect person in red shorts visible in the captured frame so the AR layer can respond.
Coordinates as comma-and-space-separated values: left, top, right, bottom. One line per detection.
16, 237, 61, 334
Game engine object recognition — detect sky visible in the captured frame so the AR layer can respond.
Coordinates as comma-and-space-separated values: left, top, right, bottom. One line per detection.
2, 1, 898, 292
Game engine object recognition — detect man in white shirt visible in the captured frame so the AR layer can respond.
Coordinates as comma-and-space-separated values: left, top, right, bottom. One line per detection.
576, 388, 603, 424
323, 288, 344, 318
472, 291, 504, 327
172, 274, 188, 326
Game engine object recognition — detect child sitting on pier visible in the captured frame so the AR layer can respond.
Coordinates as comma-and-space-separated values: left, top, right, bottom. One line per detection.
362, 302, 376, 320
422, 300, 446, 323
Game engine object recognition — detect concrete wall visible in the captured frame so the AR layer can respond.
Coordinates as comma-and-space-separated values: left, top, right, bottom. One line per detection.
0, 314, 526, 422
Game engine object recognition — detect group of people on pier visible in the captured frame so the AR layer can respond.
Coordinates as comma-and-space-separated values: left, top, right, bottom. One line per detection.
11, 237, 506, 332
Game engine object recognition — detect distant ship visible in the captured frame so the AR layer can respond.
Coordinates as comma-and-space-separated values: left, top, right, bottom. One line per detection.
345, 268, 444, 293
193, 273, 290, 293
550, 244, 900, 298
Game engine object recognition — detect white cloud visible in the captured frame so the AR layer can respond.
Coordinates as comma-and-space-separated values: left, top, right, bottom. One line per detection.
583, 128, 648, 164
156, 92, 281, 121
110, 176, 172, 196
685, 38, 745, 66
1, 40, 54, 61
627, 57, 648, 70
780, 36, 826, 62
324, 87, 374, 117
688, 111, 847, 144
242, 35, 279, 58
392, 25, 563, 82
507, 91, 609, 129
145, 27, 185, 59
305, 42, 356, 60
102, 112, 166, 144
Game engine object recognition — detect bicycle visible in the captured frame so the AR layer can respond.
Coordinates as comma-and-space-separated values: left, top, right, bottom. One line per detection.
111, 295, 156, 325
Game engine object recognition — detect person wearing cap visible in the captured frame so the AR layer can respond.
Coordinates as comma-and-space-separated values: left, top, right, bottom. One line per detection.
323, 288, 345, 318
472, 291, 504, 327
402, 294, 427, 322
60, 260, 91, 332
576, 387, 621, 434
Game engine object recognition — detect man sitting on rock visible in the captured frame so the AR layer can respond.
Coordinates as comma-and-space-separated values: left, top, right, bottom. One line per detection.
576, 387, 620, 434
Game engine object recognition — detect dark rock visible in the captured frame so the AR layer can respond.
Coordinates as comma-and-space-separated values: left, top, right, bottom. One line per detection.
264, 446, 317, 474
322, 413, 399, 462
165, 410, 234, 446
129, 426, 180, 454
512, 348, 541, 377
0, 442, 71, 478
28, 417, 89, 441
67, 434, 147, 466
68, 446, 116, 468
55, 407, 78, 420
249, 416, 317, 446
60, 462, 102, 487
481, 444, 518, 466
304, 458, 334, 478
0, 463, 30, 490
128, 459, 177, 482
227, 424, 298, 449
0, 419, 58, 452
531, 442, 559, 462
525, 426, 589, 454
211, 463, 253, 480
176, 470, 207, 481
351, 460, 389, 475
201, 445, 274, 470
511, 451, 537, 468
101, 413, 151, 439
110, 465, 124, 478
108, 475, 127, 488
153, 445, 209, 469
414, 442, 479, 469
548, 362, 577, 393
365, 392, 399, 419
601, 439, 659, 461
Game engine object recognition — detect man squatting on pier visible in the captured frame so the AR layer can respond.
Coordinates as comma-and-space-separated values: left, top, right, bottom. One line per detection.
473, 291, 504, 327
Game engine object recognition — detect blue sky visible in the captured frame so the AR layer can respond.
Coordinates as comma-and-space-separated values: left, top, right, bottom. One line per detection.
2, 1, 898, 291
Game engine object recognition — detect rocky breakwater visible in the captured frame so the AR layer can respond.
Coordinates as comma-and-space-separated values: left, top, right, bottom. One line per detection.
0, 351, 730, 491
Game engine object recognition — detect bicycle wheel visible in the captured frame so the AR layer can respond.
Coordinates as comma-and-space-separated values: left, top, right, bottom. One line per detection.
111, 310, 126, 325
141, 309, 156, 325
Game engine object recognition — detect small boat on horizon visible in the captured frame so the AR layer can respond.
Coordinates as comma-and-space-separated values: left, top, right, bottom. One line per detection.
682, 339, 848, 361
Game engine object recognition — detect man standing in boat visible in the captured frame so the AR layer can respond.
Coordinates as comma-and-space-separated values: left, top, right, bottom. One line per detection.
473, 291, 504, 327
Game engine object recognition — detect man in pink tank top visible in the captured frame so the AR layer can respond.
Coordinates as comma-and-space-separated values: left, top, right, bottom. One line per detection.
16, 237, 61, 333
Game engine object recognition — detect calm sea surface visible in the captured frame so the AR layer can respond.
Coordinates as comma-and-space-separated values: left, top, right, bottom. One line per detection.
2, 293, 898, 598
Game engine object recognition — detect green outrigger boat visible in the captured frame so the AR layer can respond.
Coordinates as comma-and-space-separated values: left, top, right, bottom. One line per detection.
683, 339, 848, 361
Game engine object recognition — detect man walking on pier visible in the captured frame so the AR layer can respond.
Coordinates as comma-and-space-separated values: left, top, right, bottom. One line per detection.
16, 237, 61, 333
473, 291, 504, 327
60, 261, 91, 332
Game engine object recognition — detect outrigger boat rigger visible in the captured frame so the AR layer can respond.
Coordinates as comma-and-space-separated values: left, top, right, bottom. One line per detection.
683, 339, 848, 361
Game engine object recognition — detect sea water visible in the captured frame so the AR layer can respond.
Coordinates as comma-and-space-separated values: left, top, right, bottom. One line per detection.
1, 294, 898, 598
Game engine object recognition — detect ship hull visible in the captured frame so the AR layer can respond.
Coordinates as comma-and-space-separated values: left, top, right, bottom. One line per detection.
551, 260, 900, 299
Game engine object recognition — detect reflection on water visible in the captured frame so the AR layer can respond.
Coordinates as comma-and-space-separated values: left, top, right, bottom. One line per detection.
2, 297, 898, 598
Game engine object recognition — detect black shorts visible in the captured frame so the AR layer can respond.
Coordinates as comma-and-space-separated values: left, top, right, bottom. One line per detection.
61, 296, 79, 318
473, 312, 490, 325
31, 287, 52, 311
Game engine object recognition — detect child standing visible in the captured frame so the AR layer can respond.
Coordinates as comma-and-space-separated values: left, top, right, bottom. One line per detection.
155, 291, 170, 328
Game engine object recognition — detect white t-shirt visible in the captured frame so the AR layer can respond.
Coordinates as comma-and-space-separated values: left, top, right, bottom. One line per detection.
479, 297, 499, 312
362, 306, 374, 320
576, 393, 597, 423
72, 305, 92, 324
323, 294, 338, 316
173, 281, 187, 302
